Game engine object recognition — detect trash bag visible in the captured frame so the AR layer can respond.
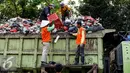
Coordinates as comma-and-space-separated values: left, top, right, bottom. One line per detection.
11, 22, 20, 27
88, 25, 104, 32
68, 26, 77, 33
22, 27, 29, 35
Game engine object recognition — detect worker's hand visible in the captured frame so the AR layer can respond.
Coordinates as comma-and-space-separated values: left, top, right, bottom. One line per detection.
47, 14, 50, 16
49, 20, 54, 26
72, 33, 77, 36
70, 33, 74, 35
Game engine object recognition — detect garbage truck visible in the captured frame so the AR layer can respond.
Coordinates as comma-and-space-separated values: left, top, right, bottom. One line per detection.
109, 41, 130, 73
0, 29, 116, 73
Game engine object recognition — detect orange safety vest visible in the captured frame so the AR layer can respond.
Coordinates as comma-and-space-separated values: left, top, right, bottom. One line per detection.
76, 27, 86, 45
41, 26, 51, 42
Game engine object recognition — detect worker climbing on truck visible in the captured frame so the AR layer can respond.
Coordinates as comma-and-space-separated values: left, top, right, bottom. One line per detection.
59, 2, 71, 22
72, 21, 86, 65
40, 20, 55, 67
39, 4, 55, 22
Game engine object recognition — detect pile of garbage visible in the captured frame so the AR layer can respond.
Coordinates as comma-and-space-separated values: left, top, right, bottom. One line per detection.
63, 16, 104, 33
0, 16, 104, 35
0, 17, 41, 34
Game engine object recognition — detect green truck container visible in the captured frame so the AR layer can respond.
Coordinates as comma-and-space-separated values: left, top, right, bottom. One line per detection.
0, 29, 115, 73
110, 41, 130, 73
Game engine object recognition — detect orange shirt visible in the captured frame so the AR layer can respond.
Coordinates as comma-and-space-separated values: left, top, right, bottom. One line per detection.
41, 26, 51, 42
76, 27, 86, 45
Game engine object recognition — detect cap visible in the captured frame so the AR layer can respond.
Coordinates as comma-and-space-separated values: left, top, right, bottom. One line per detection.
77, 21, 82, 26
60, 2, 64, 7
49, 4, 55, 8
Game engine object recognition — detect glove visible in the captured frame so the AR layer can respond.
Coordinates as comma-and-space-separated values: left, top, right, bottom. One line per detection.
49, 20, 54, 26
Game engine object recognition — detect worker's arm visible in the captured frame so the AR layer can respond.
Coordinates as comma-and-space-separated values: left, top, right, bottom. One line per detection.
47, 24, 55, 32
72, 33, 77, 36
81, 29, 85, 44
45, 7, 50, 16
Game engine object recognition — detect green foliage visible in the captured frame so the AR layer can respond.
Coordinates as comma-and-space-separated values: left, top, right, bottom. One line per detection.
0, 0, 4, 3
79, 0, 130, 31
0, 0, 62, 20
51, 0, 61, 13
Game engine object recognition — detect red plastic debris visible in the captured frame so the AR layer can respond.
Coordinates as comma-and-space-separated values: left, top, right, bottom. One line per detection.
84, 16, 96, 26
3, 24, 9, 27
10, 28, 17, 32
47, 13, 63, 29
63, 26, 68, 31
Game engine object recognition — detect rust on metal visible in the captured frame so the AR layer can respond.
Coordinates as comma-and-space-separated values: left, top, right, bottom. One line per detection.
86, 39, 98, 51
87, 64, 98, 73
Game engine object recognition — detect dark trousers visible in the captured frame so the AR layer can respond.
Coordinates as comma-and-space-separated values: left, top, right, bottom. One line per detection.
75, 45, 85, 64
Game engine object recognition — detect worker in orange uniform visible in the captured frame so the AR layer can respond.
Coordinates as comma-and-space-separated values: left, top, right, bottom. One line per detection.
59, 3, 71, 22
41, 21, 55, 66
72, 21, 86, 65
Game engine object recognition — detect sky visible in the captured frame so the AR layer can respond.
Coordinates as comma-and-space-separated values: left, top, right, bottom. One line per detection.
63, 0, 80, 6
63, 0, 69, 4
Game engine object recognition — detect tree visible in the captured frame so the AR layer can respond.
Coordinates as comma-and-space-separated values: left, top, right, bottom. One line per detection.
79, 0, 130, 31
0, 0, 62, 20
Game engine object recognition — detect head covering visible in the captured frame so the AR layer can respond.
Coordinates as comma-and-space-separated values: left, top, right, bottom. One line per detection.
77, 21, 82, 26
60, 2, 64, 7
40, 20, 50, 28
49, 4, 55, 8
55, 63, 63, 72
